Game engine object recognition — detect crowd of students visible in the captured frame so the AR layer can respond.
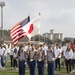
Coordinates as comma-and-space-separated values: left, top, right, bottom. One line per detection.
0, 42, 75, 75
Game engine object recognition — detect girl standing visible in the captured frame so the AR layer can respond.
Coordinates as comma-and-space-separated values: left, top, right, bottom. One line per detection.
18, 45, 26, 75
13, 48, 18, 68
0, 44, 3, 68
10, 45, 14, 67
71, 46, 75, 69
47, 46, 56, 75
29, 44, 37, 75
37, 45, 45, 75
1, 45, 7, 69
64, 45, 73, 73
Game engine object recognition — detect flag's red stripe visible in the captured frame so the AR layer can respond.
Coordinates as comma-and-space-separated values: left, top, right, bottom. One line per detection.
12, 32, 26, 42
13, 34, 25, 43
12, 31, 25, 40
11, 29, 22, 38
10, 16, 30, 45
11, 27, 21, 36
11, 24, 25, 45
11, 25, 21, 35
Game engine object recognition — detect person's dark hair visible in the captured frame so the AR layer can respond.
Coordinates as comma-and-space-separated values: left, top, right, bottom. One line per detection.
59, 46, 61, 49
28, 43, 30, 45
43, 43, 45, 45
74, 39, 75, 45
48, 45, 52, 49
18, 44, 24, 56
66, 47, 70, 52
3, 45, 6, 49
56, 44, 59, 46
14, 48, 17, 53
0, 44, 2, 49
31, 44, 34, 47
40, 45, 43, 47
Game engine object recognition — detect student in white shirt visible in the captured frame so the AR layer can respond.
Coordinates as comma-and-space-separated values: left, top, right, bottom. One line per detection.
10, 44, 14, 67
0, 45, 3, 68
7, 44, 11, 55
42, 43, 48, 67
24, 44, 29, 52
64, 45, 73, 73
61, 43, 68, 68
13, 48, 18, 68
26, 43, 32, 66
42, 43, 48, 56
1, 45, 7, 69
62, 44, 67, 57
51, 43, 56, 50
15, 44, 19, 52
71, 46, 75, 69
54, 44, 61, 70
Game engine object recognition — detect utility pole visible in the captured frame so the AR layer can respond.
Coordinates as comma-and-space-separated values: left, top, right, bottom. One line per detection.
0, 2, 5, 41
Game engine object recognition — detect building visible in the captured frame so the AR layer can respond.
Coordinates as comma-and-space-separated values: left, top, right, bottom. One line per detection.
43, 29, 63, 41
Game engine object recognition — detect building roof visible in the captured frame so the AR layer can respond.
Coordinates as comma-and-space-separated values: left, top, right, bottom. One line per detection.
54, 33, 63, 35
43, 33, 63, 35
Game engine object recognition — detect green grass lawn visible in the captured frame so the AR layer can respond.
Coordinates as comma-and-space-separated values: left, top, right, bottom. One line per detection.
0, 59, 75, 75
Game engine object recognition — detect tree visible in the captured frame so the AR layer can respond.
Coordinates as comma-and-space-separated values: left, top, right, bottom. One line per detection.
64, 37, 73, 43
31, 34, 44, 42
45, 38, 53, 44
55, 39, 62, 43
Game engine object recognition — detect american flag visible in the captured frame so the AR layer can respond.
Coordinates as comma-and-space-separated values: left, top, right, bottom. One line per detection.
10, 16, 30, 45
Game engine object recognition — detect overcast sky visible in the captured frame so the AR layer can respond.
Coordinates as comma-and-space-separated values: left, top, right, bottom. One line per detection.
0, 0, 75, 38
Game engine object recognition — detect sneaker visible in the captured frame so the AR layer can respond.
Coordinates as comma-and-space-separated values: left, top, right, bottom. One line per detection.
55, 71, 57, 73
16, 68, 19, 71
0, 66, 2, 68
45, 64, 47, 67
2, 67, 5, 70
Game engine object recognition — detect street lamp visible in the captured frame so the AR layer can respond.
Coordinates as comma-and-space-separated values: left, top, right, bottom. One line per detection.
0, 2, 5, 41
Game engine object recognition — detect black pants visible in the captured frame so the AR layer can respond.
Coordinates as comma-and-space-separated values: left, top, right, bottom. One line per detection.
65, 59, 72, 73
10, 55, 13, 67
13, 59, 17, 67
71, 59, 75, 69
55, 58, 61, 70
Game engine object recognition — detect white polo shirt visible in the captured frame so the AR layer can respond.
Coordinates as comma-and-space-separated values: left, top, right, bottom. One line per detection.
24, 46, 29, 52
64, 49, 73, 60
7, 48, 11, 54
10, 48, 14, 55
62, 46, 67, 56
54, 48, 62, 58
43, 45, 48, 56
3, 47, 7, 56
0, 48, 4, 56
72, 51, 75, 59
13, 52, 17, 58
15, 46, 19, 52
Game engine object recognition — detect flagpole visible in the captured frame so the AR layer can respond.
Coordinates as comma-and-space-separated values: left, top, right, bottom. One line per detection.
28, 36, 31, 43
29, 37, 32, 46
38, 13, 41, 46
